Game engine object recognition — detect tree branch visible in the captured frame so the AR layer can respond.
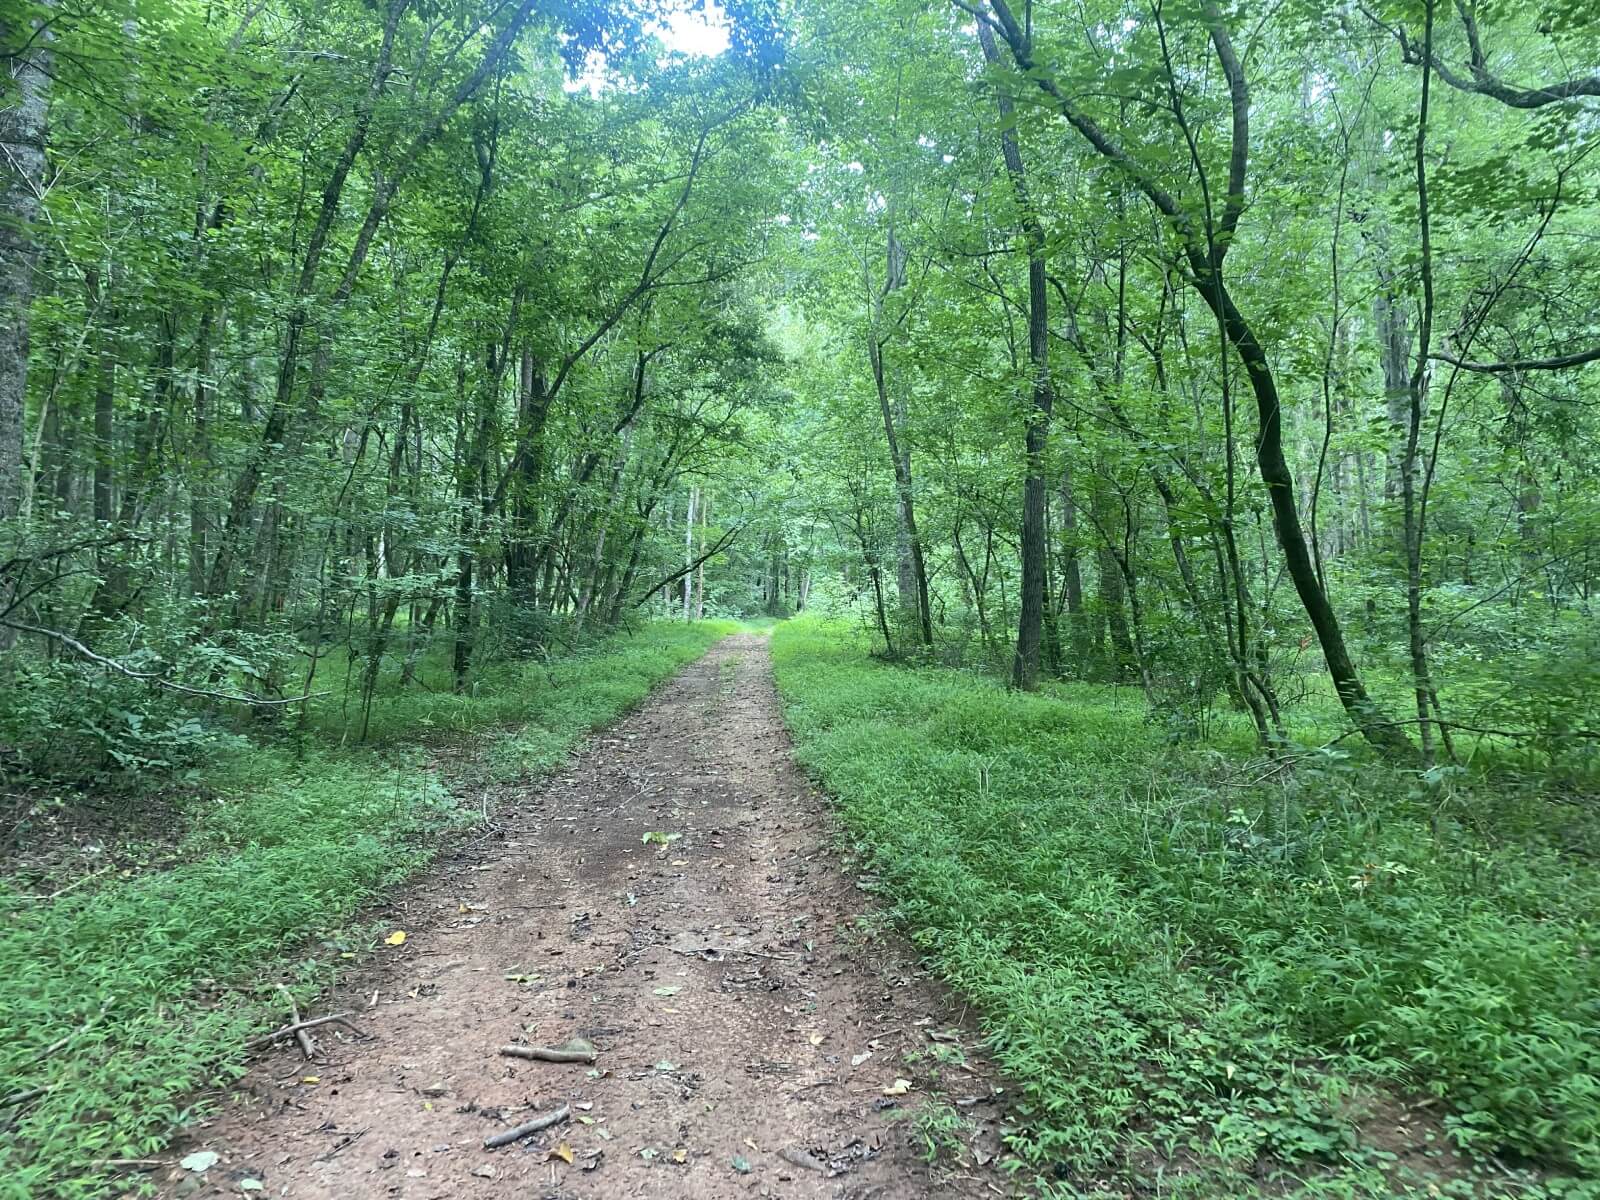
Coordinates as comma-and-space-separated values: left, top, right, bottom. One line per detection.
1, 621, 327, 707
632, 522, 746, 607
972, 0, 1197, 245
1387, 1, 1600, 109
1200, 0, 1249, 254
1429, 345, 1600, 374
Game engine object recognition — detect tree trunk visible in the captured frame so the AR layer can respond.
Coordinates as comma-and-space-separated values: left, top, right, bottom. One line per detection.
1374, 265, 1414, 503
188, 308, 217, 595
978, 0, 1409, 754
694, 489, 707, 619
1194, 266, 1411, 756
682, 486, 697, 621
505, 344, 550, 603
978, 21, 1054, 690
92, 329, 115, 529
576, 426, 631, 631
0, 6, 52, 520
1097, 543, 1134, 682
1059, 461, 1087, 667
865, 232, 933, 646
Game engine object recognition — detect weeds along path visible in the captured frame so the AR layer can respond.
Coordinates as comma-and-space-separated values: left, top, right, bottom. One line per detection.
162, 633, 1010, 1200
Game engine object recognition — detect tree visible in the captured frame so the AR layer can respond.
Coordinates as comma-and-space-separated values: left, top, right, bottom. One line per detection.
962, 0, 1413, 755
0, 2, 52, 520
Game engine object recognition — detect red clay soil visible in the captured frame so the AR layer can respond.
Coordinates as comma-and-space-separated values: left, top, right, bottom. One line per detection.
154, 633, 1015, 1200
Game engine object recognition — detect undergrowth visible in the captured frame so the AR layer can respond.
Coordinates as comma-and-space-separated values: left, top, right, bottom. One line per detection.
770, 618, 1600, 1199
0, 620, 735, 1200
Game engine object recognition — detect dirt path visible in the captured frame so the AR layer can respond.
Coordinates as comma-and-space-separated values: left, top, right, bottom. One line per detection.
162, 634, 1011, 1200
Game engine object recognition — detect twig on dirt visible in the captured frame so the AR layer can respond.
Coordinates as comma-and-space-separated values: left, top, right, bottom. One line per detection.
668, 945, 792, 961
789, 1077, 841, 1093
313, 1127, 368, 1163
483, 1103, 571, 1148
499, 1043, 597, 1065
245, 1013, 360, 1050
276, 985, 316, 1060
0, 1086, 46, 1107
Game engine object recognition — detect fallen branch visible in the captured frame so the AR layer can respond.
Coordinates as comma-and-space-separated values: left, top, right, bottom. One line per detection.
499, 1043, 596, 1065
276, 985, 317, 1060
483, 1103, 571, 1149
0, 619, 328, 708
0, 1086, 46, 1108
669, 944, 790, 961
245, 1013, 360, 1050
313, 1126, 367, 1164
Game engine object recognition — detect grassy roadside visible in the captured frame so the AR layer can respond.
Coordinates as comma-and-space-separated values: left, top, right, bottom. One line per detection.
769, 618, 1600, 1199
0, 620, 736, 1200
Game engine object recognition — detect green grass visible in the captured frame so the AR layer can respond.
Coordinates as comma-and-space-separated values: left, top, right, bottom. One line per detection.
770, 618, 1600, 1198
0, 619, 735, 1200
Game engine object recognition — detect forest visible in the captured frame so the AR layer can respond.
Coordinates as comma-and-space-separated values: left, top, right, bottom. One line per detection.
2, 0, 1598, 1197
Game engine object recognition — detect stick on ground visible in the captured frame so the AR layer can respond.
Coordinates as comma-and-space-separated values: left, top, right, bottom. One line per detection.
498, 1043, 597, 1064
244, 1013, 360, 1050
483, 1103, 571, 1149
276, 985, 316, 1060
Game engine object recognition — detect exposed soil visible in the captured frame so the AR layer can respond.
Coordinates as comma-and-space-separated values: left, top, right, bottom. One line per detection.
1, 780, 193, 890
157, 633, 1014, 1200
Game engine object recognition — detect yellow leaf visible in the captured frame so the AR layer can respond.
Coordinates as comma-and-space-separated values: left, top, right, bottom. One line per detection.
301, 1076, 320, 1085
549, 1143, 574, 1165
672, 1148, 687, 1164
385, 931, 407, 946
883, 1078, 913, 1096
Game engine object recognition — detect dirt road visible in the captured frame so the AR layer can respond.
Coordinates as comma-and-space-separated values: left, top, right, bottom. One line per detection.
160, 634, 1011, 1200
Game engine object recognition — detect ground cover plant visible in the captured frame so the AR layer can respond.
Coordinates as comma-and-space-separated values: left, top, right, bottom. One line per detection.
772, 618, 1600, 1198
0, 620, 734, 1200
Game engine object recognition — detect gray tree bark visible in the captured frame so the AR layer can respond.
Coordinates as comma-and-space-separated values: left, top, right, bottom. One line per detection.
0, 7, 53, 520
